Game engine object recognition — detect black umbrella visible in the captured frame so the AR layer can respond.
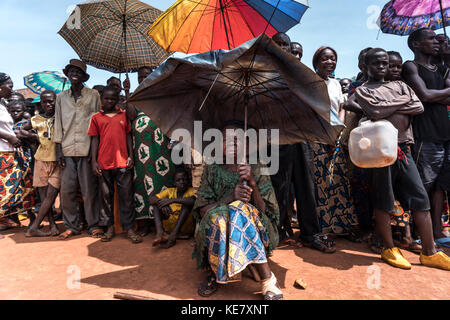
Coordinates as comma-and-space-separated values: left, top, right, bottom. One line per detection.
129, 34, 343, 153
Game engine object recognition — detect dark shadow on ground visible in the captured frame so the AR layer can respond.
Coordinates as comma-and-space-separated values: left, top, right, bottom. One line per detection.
80, 235, 287, 300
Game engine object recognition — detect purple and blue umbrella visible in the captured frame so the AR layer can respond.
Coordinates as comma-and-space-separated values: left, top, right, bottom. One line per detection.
379, 0, 450, 36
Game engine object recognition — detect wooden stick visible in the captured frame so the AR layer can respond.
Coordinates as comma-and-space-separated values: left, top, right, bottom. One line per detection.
114, 292, 159, 301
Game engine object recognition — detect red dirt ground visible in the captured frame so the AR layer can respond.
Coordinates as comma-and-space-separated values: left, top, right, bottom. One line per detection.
1, 221, 449, 300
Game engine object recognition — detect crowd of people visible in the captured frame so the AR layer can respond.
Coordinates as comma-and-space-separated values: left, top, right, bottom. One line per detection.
0, 27, 449, 300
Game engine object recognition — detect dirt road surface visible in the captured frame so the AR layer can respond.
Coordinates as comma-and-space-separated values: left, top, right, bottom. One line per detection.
1, 222, 448, 300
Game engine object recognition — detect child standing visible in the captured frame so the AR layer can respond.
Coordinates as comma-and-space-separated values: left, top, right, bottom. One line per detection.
149, 167, 196, 248
349, 48, 450, 270
7, 99, 36, 225
88, 86, 141, 244
25, 90, 60, 237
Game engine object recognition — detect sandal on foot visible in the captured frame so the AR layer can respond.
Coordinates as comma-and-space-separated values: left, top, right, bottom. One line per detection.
303, 234, 336, 253
101, 232, 115, 242
128, 233, 142, 244
198, 274, 218, 297
90, 228, 104, 238
58, 230, 78, 240
398, 240, 422, 254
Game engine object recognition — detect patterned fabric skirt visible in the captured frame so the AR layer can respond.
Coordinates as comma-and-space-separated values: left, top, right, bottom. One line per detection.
390, 201, 411, 227
132, 111, 175, 220
0, 150, 35, 217
205, 201, 268, 284
311, 143, 357, 234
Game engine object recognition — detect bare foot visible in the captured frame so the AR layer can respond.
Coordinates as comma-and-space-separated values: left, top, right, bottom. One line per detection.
25, 228, 52, 237
58, 230, 75, 240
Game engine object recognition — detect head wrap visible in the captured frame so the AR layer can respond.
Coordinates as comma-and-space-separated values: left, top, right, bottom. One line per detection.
0, 73, 11, 86
312, 46, 338, 71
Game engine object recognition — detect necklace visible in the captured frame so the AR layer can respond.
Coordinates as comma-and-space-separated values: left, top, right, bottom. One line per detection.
415, 61, 438, 72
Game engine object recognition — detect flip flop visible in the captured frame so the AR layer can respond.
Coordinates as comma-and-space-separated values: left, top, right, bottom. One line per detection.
127, 233, 142, 244
90, 228, 104, 238
435, 237, 450, 248
58, 230, 78, 240
198, 274, 218, 297
101, 232, 115, 242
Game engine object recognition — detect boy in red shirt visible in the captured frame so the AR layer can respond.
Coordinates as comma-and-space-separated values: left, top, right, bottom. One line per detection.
88, 86, 141, 243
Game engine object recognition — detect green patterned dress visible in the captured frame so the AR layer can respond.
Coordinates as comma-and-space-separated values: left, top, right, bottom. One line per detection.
133, 110, 175, 220
192, 163, 280, 273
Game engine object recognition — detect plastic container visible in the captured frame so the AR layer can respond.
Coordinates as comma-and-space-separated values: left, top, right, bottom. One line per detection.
349, 119, 398, 168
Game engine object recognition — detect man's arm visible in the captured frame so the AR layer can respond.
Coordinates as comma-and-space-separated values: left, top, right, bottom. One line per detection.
126, 132, 134, 169
403, 61, 450, 104
90, 136, 102, 176
53, 95, 65, 167
125, 103, 138, 122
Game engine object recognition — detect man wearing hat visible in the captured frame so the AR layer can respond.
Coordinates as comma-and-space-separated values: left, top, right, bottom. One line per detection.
54, 59, 104, 239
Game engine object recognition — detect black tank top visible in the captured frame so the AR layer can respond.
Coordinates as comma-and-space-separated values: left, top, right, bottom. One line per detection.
412, 62, 450, 143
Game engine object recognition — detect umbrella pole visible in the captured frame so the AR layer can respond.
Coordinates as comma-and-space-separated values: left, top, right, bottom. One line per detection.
439, 0, 448, 41
219, 0, 231, 50
122, 0, 130, 102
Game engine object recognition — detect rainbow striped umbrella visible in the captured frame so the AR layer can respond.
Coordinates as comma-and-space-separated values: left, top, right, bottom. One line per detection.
148, 0, 309, 53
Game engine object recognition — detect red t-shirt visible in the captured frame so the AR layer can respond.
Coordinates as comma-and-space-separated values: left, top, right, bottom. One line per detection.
88, 109, 131, 170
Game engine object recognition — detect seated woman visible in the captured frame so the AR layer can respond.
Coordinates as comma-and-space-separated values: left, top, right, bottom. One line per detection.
193, 122, 283, 300
149, 167, 196, 248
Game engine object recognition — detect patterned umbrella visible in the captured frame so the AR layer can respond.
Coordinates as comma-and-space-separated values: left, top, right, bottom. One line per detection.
58, 0, 171, 73
24, 71, 71, 102
379, 0, 450, 36
148, 0, 309, 53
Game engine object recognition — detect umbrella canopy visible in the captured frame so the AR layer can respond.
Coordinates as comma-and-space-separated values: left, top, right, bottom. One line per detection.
129, 34, 343, 149
379, 0, 450, 36
24, 71, 71, 102
58, 0, 171, 73
148, 0, 309, 53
